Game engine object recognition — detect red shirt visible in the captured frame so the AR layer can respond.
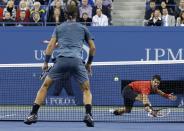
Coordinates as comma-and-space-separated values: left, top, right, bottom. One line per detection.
128, 81, 151, 95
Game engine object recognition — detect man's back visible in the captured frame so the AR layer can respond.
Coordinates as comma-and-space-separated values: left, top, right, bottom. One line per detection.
54, 21, 91, 59
128, 81, 151, 95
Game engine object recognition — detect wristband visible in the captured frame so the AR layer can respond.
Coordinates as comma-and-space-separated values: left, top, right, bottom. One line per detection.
87, 56, 94, 64
45, 55, 51, 63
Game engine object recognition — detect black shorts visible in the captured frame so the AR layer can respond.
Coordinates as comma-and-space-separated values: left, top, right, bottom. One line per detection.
122, 86, 138, 111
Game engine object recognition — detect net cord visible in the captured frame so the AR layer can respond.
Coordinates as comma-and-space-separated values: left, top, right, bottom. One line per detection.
0, 60, 184, 68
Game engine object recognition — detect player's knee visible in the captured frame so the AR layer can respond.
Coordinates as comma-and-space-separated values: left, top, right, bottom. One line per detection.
81, 81, 90, 92
41, 81, 51, 90
83, 86, 90, 93
41, 77, 53, 89
42, 82, 49, 88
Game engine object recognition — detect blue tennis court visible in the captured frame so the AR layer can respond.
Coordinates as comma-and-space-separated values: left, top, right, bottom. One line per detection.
0, 106, 184, 122
0, 121, 184, 131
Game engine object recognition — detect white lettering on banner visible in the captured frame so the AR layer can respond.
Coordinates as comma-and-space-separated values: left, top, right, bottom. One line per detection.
155, 48, 165, 61
145, 48, 151, 61
34, 50, 55, 61
34, 45, 89, 62
45, 97, 76, 106
168, 48, 183, 60
142, 48, 183, 61
34, 50, 45, 61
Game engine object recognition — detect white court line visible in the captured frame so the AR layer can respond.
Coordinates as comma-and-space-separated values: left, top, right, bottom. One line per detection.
0, 114, 17, 119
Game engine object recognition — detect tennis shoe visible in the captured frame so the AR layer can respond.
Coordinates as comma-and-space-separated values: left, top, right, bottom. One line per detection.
113, 109, 124, 115
24, 114, 38, 125
83, 114, 94, 127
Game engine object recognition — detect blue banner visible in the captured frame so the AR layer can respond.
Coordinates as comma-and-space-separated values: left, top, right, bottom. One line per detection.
1, 27, 184, 64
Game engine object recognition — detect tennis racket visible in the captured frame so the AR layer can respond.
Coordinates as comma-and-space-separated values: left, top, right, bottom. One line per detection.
148, 108, 171, 118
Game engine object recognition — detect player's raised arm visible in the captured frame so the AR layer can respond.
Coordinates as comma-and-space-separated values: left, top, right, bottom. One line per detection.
156, 89, 177, 101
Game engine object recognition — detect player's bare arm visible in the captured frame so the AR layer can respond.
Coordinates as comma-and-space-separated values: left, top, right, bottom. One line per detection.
142, 94, 152, 112
42, 37, 57, 71
45, 37, 57, 56
156, 89, 177, 101
88, 39, 96, 56
142, 94, 159, 117
86, 39, 96, 74
135, 94, 143, 101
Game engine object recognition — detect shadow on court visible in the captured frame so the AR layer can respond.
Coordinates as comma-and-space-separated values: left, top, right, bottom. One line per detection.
0, 122, 184, 131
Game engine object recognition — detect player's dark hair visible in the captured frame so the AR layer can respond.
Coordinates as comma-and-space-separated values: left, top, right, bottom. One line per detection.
152, 75, 161, 81
65, 5, 78, 20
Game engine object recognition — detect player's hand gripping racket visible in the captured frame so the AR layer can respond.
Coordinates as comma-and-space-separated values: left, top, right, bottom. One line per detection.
85, 64, 92, 76
40, 66, 52, 80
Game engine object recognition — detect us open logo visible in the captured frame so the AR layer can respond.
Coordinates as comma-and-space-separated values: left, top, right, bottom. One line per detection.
34, 40, 89, 62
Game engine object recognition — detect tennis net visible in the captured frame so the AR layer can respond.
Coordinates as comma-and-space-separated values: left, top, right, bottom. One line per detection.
0, 60, 184, 122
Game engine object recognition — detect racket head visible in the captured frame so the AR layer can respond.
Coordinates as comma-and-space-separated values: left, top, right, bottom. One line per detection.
156, 108, 171, 117
148, 108, 171, 118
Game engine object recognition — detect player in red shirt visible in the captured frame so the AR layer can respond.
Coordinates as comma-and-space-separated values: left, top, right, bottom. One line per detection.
112, 75, 176, 116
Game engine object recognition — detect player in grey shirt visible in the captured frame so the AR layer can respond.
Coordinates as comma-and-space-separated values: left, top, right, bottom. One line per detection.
24, 5, 96, 127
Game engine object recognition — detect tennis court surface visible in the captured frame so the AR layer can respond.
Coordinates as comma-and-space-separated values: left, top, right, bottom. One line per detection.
0, 121, 184, 131
0, 106, 183, 122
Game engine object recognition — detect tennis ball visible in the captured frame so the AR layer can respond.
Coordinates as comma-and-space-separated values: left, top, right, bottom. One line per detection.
114, 77, 119, 81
